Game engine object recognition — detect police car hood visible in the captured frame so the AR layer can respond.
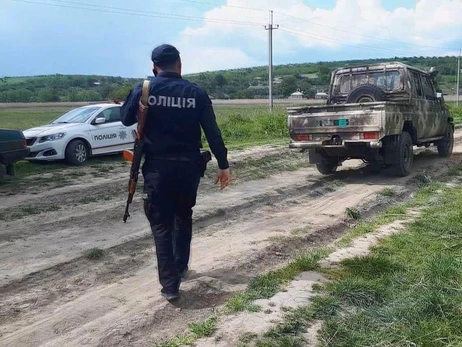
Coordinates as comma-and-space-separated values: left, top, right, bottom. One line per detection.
23, 123, 82, 138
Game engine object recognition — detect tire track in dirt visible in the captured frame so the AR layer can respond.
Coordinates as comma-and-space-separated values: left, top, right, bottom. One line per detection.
0, 166, 333, 286
0, 167, 377, 327
0, 172, 392, 347
0, 147, 315, 285
0, 145, 283, 209
2, 139, 462, 347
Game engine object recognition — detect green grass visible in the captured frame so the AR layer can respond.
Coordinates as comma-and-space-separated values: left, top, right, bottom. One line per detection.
188, 317, 218, 338
337, 181, 442, 247
0, 204, 61, 221
345, 207, 361, 220
84, 248, 104, 260
1, 104, 291, 180
313, 185, 462, 347
153, 317, 218, 347
225, 249, 330, 313
254, 179, 462, 346
0, 105, 291, 149
379, 187, 396, 197
0, 107, 70, 130
448, 104, 462, 125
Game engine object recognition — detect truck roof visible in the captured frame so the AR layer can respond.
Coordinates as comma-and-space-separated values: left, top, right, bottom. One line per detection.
334, 61, 430, 76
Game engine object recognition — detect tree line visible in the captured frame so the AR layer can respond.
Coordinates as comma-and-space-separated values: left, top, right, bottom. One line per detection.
1, 55, 459, 103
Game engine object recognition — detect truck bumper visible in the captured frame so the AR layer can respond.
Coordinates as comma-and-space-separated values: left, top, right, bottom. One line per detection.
1, 148, 30, 165
289, 140, 383, 149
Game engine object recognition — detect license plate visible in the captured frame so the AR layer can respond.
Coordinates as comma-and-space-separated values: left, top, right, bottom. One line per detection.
319, 119, 349, 127
338, 118, 348, 127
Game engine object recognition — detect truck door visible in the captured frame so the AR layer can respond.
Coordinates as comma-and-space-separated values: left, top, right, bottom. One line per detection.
410, 71, 430, 139
421, 75, 446, 137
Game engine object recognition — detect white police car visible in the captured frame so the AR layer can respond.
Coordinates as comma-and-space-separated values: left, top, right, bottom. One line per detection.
23, 102, 137, 165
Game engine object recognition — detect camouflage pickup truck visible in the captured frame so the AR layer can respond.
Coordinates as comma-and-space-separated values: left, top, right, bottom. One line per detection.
287, 62, 454, 177
0, 129, 30, 180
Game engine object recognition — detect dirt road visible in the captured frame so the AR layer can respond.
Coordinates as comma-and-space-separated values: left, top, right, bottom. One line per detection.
1, 133, 462, 347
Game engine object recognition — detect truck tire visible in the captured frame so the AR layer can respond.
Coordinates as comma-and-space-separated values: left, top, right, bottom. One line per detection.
65, 139, 88, 165
6, 164, 14, 176
391, 131, 413, 177
437, 124, 454, 158
345, 84, 387, 104
316, 162, 338, 175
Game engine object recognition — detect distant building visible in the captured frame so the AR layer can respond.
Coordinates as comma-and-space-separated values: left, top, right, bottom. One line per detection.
289, 89, 304, 100
315, 92, 328, 99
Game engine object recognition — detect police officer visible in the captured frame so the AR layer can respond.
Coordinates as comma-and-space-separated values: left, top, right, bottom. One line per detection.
120, 44, 230, 301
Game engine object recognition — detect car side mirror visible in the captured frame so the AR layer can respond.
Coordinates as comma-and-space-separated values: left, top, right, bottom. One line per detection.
94, 116, 106, 124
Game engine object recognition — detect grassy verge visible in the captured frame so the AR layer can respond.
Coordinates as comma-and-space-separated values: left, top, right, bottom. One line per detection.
152, 250, 329, 347
315, 184, 462, 346
153, 317, 218, 347
337, 176, 441, 247
253, 179, 462, 346
448, 103, 462, 125
226, 249, 330, 313
152, 172, 450, 346
0, 105, 290, 148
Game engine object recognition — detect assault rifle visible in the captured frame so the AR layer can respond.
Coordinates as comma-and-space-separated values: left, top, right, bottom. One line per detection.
122, 80, 151, 223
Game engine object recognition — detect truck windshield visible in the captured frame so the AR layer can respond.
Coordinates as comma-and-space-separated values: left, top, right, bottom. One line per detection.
52, 106, 101, 124
334, 70, 403, 95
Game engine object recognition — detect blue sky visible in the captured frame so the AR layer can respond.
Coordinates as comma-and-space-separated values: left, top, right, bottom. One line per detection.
1, 0, 461, 78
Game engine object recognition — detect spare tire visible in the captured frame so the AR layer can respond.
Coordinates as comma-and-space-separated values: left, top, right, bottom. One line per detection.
345, 84, 387, 104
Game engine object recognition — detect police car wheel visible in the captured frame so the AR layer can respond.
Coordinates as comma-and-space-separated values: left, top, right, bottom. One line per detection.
65, 139, 88, 165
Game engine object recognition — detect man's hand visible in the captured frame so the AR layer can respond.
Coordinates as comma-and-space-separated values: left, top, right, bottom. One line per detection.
215, 168, 231, 190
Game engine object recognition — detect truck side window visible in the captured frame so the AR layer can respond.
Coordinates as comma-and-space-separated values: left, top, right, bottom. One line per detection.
412, 72, 423, 97
421, 76, 436, 101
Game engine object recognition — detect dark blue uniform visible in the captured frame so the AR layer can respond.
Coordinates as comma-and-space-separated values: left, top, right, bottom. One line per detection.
120, 49, 229, 298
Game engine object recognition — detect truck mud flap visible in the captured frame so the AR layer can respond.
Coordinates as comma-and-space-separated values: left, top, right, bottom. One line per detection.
383, 136, 399, 165
308, 149, 340, 165
308, 149, 324, 164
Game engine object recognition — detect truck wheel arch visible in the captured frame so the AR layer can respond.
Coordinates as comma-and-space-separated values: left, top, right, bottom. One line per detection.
402, 121, 417, 145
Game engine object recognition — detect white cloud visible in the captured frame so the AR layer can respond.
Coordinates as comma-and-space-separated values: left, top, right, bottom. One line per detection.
174, 0, 462, 73
178, 44, 262, 74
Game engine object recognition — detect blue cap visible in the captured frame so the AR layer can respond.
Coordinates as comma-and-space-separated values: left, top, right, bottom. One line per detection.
151, 44, 180, 64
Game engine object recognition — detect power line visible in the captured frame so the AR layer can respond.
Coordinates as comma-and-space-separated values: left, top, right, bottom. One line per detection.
11, 0, 263, 26
174, 0, 268, 12
279, 26, 421, 57
274, 11, 454, 51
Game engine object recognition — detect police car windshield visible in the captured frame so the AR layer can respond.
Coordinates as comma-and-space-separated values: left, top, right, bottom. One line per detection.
52, 106, 101, 124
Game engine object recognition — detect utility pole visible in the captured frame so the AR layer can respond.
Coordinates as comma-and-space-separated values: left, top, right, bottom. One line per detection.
457, 49, 461, 107
264, 10, 278, 111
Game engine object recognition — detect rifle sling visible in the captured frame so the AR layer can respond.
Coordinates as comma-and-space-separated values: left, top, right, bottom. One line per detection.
141, 79, 150, 106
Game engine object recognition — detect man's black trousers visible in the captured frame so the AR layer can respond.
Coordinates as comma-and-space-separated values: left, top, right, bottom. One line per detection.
142, 157, 201, 293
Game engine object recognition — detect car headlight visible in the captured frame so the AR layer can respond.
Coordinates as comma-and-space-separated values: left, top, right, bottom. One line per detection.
39, 133, 66, 143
